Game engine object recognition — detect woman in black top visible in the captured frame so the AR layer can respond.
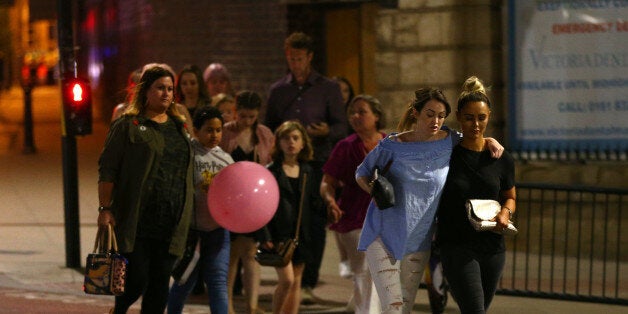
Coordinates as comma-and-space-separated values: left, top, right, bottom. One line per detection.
98, 66, 194, 313
436, 76, 517, 314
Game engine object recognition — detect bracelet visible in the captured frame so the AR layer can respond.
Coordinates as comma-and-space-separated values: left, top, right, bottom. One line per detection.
503, 206, 513, 217
98, 206, 111, 212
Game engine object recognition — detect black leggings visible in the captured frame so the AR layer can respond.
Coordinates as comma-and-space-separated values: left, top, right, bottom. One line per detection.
440, 245, 505, 314
114, 237, 177, 314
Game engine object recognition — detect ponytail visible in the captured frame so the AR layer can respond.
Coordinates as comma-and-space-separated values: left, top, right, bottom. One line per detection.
397, 104, 416, 132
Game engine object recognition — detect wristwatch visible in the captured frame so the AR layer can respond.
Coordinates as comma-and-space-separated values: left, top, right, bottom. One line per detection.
98, 206, 111, 212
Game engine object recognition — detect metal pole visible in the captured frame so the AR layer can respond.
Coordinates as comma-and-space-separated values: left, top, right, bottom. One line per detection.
58, 0, 81, 268
62, 136, 80, 267
22, 80, 36, 154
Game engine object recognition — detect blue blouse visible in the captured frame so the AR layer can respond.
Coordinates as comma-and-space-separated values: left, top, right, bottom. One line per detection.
356, 127, 461, 260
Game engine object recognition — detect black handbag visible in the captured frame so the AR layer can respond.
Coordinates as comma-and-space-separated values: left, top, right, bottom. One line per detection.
255, 238, 297, 267
370, 160, 394, 209
256, 173, 306, 267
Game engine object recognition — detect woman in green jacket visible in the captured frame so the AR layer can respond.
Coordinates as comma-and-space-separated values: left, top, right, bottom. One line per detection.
97, 65, 194, 314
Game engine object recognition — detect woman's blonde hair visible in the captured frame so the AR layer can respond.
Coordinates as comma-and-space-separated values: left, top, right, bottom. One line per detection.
271, 120, 313, 163
457, 76, 491, 111
124, 65, 186, 122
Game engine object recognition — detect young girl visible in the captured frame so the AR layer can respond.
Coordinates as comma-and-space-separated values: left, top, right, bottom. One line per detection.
214, 93, 236, 123
220, 90, 274, 314
167, 105, 234, 314
261, 120, 321, 314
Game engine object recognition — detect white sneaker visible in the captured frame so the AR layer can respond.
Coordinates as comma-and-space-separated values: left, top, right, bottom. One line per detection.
339, 260, 353, 279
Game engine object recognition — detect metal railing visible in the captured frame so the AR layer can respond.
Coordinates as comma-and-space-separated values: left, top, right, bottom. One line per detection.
497, 183, 628, 305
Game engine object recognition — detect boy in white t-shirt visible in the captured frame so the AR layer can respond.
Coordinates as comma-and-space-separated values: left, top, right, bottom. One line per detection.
168, 105, 234, 314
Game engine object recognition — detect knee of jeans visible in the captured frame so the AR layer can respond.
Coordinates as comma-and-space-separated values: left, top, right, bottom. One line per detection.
381, 301, 403, 313
377, 267, 398, 275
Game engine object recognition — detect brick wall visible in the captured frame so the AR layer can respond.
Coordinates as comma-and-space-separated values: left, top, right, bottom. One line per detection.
81, 0, 288, 121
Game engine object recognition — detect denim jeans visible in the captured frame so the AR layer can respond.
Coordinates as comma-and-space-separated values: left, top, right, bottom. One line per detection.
168, 228, 230, 314
337, 229, 379, 313
440, 244, 505, 314
365, 237, 429, 314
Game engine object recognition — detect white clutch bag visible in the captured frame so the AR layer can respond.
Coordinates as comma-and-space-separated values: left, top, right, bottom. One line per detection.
466, 199, 518, 236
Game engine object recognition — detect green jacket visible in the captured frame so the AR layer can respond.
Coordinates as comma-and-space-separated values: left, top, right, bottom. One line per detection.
98, 115, 194, 257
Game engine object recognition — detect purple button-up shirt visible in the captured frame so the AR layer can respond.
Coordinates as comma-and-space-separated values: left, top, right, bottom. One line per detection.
265, 71, 347, 162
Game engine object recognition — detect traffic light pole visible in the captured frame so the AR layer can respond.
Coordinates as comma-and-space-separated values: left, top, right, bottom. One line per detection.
22, 81, 36, 154
58, 0, 81, 268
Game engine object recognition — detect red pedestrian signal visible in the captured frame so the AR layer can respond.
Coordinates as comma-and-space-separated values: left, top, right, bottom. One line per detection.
72, 83, 83, 101
62, 77, 92, 136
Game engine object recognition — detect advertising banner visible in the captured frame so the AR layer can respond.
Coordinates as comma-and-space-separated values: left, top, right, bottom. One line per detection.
508, 0, 628, 157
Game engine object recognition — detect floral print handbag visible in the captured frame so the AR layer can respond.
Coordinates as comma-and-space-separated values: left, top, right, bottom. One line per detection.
83, 224, 128, 295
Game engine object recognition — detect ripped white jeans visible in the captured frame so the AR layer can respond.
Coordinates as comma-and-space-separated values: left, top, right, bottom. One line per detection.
365, 237, 429, 314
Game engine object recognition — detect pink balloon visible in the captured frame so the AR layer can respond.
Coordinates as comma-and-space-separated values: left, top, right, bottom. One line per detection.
207, 161, 279, 233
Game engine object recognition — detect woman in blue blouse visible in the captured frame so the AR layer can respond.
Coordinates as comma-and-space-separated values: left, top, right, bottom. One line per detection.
355, 88, 503, 313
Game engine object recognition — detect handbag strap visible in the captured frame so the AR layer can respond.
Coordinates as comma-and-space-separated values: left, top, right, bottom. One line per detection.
92, 224, 119, 254
109, 224, 119, 253
293, 172, 307, 243
92, 227, 104, 253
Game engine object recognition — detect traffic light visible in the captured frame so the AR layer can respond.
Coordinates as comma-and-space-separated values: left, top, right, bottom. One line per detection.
62, 76, 92, 136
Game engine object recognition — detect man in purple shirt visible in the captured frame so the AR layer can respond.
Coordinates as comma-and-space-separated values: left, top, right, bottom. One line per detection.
265, 32, 347, 304
266, 32, 347, 163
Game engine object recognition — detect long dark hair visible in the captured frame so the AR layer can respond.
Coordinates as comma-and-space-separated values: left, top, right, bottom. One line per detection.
397, 88, 451, 132
235, 90, 263, 146
176, 64, 211, 105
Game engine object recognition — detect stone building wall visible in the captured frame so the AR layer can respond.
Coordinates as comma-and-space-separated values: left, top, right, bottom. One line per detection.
371, 0, 628, 188
374, 0, 504, 138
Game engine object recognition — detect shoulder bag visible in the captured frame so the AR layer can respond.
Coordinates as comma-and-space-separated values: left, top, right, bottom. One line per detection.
83, 224, 128, 295
255, 173, 307, 267
370, 160, 394, 209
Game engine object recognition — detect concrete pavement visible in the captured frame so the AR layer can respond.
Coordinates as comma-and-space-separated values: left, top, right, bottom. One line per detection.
0, 85, 626, 313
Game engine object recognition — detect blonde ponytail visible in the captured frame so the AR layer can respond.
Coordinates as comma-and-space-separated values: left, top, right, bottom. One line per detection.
397, 104, 417, 132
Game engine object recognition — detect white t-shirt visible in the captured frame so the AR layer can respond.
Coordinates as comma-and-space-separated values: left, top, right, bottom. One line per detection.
191, 139, 234, 231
